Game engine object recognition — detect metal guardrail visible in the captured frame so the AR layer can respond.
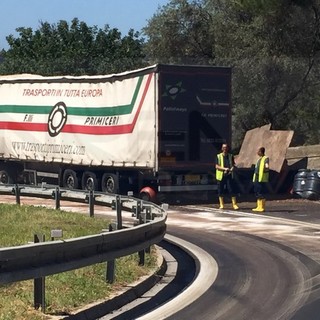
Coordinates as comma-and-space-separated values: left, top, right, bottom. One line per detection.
0, 185, 167, 285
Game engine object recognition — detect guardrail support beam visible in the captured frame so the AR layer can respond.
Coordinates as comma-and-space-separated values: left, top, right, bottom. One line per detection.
13, 184, 21, 205
138, 207, 146, 265
88, 191, 94, 217
115, 195, 122, 229
106, 223, 116, 283
34, 234, 46, 313
53, 187, 61, 210
106, 260, 115, 284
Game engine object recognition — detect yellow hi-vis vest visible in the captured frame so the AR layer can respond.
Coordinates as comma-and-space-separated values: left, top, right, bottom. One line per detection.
216, 153, 233, 181
253, 156, 269, 182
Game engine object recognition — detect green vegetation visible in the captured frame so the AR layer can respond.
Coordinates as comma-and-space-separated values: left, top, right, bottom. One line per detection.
0, 18, 146, 76
143, 0, 320, 149
0, 204, 157, 320
1, 0, 320, 151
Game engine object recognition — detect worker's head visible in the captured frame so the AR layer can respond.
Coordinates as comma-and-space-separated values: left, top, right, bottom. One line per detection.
221, 144, 229, 153
258, 147, 265, 156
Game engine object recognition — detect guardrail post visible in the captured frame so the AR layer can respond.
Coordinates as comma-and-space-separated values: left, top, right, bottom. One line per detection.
134, 200, 142, 219
13, 184, 21, 205
138, 201, 146, 266
34, 234, 46, 313
54, 187, 60, 210
106, 223, 116, 283
115, 195, 122, 229
145, 206, 152, 221
145, 207, 151, 254
89, 190, 94, 217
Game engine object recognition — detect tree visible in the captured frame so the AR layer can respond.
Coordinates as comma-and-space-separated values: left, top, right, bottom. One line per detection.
0, 18, 146, 76
143, 0, 215, 64
143, 0, 320, 148
217, 0, 320, 147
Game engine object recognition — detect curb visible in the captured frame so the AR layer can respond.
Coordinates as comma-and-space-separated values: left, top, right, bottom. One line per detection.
51, 234, 218, 320
137, 234, 218, 319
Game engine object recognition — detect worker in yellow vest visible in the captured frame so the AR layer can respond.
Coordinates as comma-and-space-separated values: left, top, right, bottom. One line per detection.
252, 147, 269, 212
215, 144, 239, 210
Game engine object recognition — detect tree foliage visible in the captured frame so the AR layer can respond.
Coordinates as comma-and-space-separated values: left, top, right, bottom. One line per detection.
143, 0, 320, 148
0, 18, 146, 76
220, 0, 320, 147
1, 2, 320, 148
143, 0, 215, 64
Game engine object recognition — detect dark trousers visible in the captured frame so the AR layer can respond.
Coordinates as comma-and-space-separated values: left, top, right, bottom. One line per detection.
217, 175, 237, 196
254, 182, 267, 199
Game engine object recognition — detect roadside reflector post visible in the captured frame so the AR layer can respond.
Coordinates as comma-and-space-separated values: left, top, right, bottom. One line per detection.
34, 234, 46, 313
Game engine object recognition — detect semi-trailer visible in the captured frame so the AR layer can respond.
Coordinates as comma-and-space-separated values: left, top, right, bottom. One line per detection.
0, 64, 232, 201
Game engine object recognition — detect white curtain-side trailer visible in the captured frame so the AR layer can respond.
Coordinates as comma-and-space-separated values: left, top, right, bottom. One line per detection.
0, 64, 232, 202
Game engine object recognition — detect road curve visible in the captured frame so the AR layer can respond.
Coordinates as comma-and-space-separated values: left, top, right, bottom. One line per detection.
162, 206, 320, 320
137, 234, 218, 320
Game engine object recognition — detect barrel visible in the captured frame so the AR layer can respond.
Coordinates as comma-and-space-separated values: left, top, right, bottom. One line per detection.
302, 170, 320, 200
292, 169, 309, 198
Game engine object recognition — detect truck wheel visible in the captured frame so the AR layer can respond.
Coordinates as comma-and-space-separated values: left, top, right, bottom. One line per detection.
62, 169, 79, 190
0, 170, 13, 184
101, 173, 119, 194
81, 171, 98, 191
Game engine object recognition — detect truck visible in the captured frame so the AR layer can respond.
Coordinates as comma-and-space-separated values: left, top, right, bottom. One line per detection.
0, 64, 232, 202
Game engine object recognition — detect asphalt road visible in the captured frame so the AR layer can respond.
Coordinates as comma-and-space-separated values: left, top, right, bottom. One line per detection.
163, 197, 320, 320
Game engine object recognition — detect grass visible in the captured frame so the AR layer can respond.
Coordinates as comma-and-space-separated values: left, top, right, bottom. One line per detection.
0, 203, 158, 320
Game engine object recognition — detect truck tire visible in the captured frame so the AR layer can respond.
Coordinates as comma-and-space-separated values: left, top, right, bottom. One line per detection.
62, 169, 79, 190
101, 173, 119, 194
0, 170, 13, 184
81, 171, 98, 191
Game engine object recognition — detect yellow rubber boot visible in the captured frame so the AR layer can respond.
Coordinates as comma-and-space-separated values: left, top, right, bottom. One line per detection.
218, 196, 224, 209
232, 197, 239, 210
253, 199, 265, 212
252, 199, 261, 212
